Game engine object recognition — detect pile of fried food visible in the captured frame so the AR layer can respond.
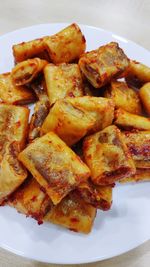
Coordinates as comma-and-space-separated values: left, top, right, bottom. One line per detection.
0, 23, 150, 234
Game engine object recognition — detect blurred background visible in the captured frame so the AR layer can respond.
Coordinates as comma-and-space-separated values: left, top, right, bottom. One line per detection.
0, 0, 149, 49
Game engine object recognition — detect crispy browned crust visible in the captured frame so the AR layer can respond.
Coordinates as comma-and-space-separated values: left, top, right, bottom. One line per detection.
41, 96, 114, 146
83, 125, 136, 185
0, 104, 30, 204
8, 177, 52, 224
18, 132, 91, 205
13, 38, 48, 63
79, 42, 129, 88
114, 108, 150, 130
0, 73, 36, 105
44, 23, 86, 64
44, 63, 84, 106
0, 141, 27, 205
0, 103, 30, 149
125, 60, 150, 83
104, 80, 142, 115
11, 58, 48, 86
123, 130, 150, 168
13, 24, 86, 64
44, 190, 96, 234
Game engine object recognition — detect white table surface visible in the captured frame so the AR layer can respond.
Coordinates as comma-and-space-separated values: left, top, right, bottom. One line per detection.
0, 0, 149, 266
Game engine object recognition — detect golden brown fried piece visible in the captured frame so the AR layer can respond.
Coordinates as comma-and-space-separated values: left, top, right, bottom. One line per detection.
0, 73, 35, 105
44, 190, 96, 234
139, 82, 150, 116
44, 63, 84, 106
13, 37, 48, 63
126, 60, 150, 83
11, 58, 48, 86
0, 142, 27, 205
8, 177, 52, 224
114, 108, 150, 130
104, 81, 142, 115
123, 131, 150, 168
120, 168, 150, 183
79, 42, 129, 88
77, 180, 113, 210
13, 24, 85, 64
0, 104, 29, 204
44, 23, 86, 64
0, 104, 29, 148
41, 96, 114, 146
83, 125, 136, 185
18, 132, 91, 205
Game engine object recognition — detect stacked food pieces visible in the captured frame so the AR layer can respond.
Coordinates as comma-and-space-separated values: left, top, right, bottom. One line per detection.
0, 23, 149, 234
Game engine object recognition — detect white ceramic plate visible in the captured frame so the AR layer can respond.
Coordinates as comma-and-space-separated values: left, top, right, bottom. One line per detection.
0, 23, 150, 265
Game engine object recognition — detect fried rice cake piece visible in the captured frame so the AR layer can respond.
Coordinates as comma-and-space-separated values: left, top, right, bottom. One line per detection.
0, 104, 29, 204
114, 108, 150, 130
0, 72, 35, 105
8, 177, 52, 224
79, 42, 129, 88
44, 63, 84, 106
41, 96, 114, 146
18, 132, 91, 205
44, 190, 96, 234
83, 125, 136, 185
123, 130, 150, 168
104, 80, 142, 115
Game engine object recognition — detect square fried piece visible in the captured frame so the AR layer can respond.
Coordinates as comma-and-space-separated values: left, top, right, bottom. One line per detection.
0, 104, 29, 148
18, 132, 91, 205
104, 81, 142, 115
123, 131, 150, 168
41, 96, 114, 146
13, 37, 48, 63
83, 125, 136, 185
114, 108, 150, 130
44, 63, 84, 106
0, 104, 29, 204
79, 42, 129, 88
44, 190, 96, 234
0, 142, 27, 204
125, 60, 150, 83
11, 58, 48, 86
77, 180, 113, 210
8, 177, 52, 224
44, 23, 86, 64
0, 73, 35, 104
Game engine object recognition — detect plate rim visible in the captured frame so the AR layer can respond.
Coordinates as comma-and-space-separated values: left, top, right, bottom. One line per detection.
1, 228, 150, 265
0, 22, 150, 264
